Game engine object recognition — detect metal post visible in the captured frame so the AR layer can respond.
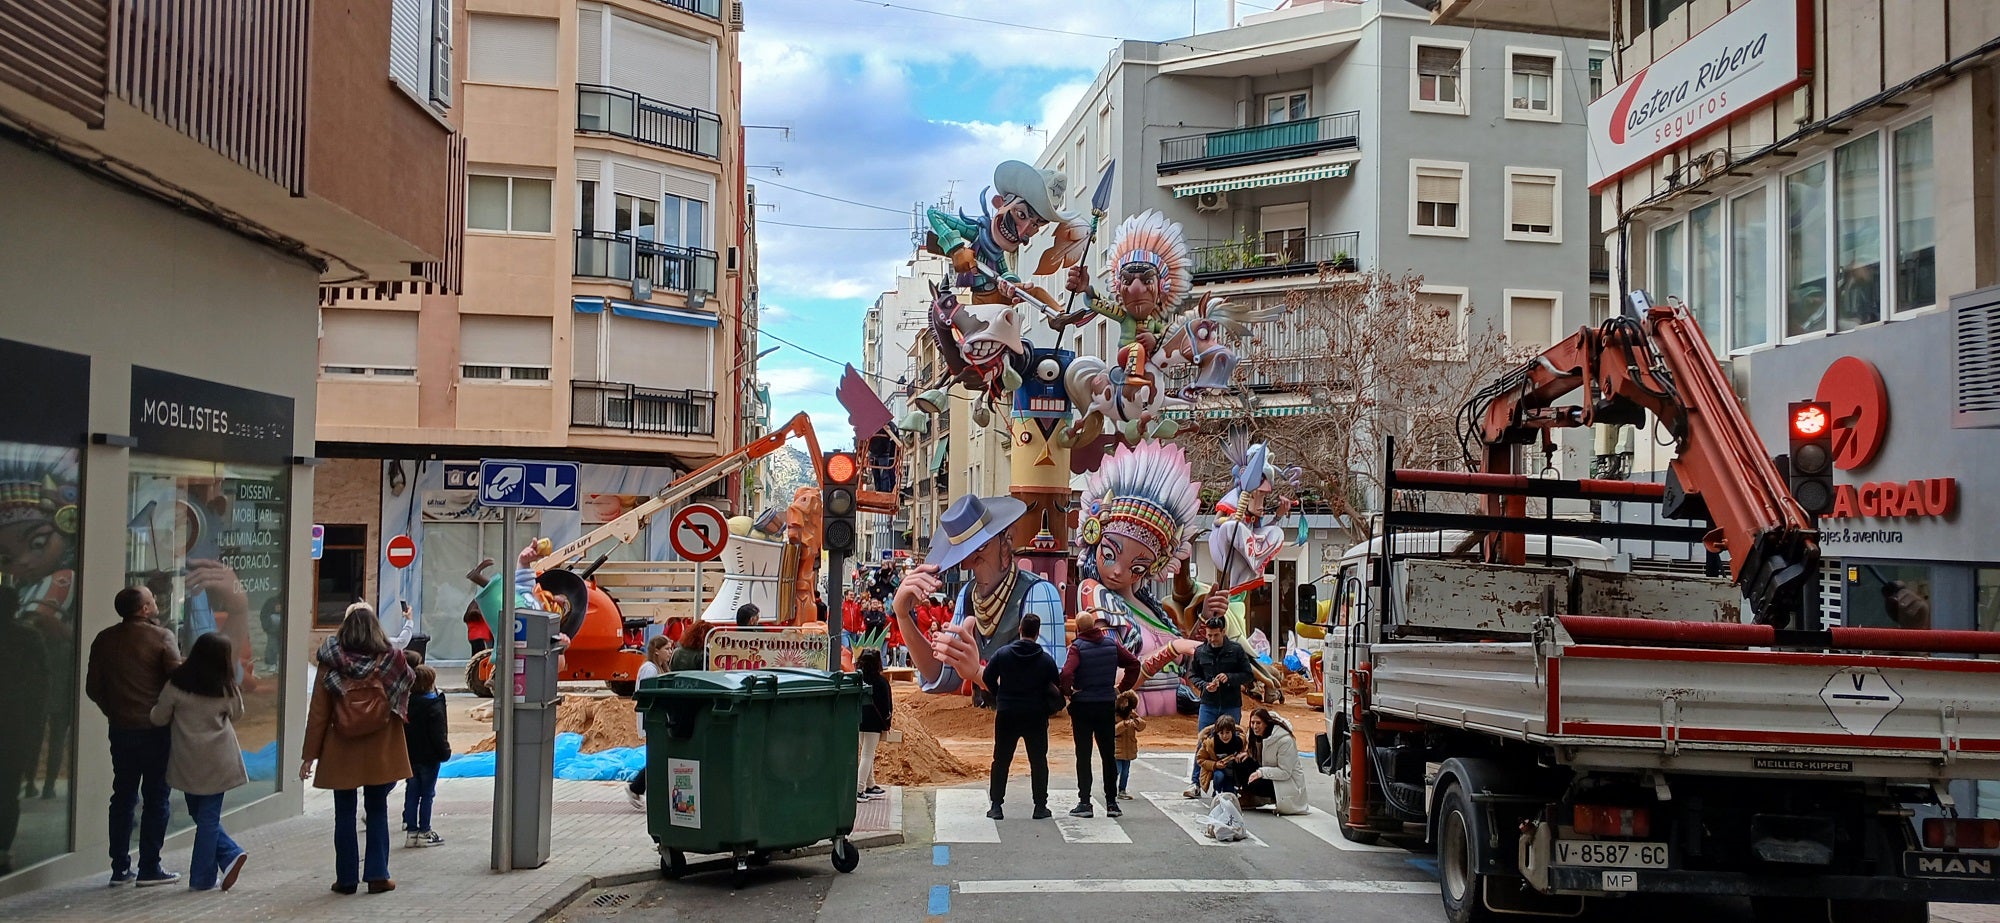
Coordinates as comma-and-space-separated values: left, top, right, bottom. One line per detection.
825, 550, 848, 669
692, 556, 704, 645
493, 509, 516, 873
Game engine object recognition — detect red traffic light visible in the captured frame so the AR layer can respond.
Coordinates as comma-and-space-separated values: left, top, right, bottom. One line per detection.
825, 452, 858, 485
1791, 404, 1828, 438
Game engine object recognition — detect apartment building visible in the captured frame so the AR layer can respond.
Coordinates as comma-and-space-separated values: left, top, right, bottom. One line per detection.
312, 0, 753, 659
0, 0, 462, 895
858, 251, 948, 560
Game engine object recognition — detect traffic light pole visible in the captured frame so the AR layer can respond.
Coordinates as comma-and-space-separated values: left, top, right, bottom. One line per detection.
824, 551, 847, 668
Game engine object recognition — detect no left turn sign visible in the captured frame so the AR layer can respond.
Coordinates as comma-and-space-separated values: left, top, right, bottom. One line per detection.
669, 503, 729, 563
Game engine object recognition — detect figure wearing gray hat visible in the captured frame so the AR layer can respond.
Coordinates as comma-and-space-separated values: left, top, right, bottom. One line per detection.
892, 495, 1066, 702
925, 160, 1069, 309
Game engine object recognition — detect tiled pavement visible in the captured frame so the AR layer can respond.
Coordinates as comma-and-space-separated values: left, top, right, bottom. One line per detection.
0, 779, 902, 923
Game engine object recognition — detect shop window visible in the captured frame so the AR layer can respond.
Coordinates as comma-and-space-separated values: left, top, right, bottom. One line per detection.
1729, 187, 1769, 349
313, 525, 367, 629
1978, 568, 2000, 639
1893, 118, 1936, 313
0, 441, 83, 877
1845, 563, 1932, 631
1784, 161, 1829, 338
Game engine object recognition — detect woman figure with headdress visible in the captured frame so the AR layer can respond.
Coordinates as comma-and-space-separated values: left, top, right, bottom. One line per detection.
1073, 441, 1211, 717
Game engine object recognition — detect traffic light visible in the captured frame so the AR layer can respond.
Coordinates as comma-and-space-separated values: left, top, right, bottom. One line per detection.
822, 450, 859, 554
1787, 400, 1835, 516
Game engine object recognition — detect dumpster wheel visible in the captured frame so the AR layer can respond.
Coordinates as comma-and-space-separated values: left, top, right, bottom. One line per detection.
660, 849, 686, 880
831, 836, 860, 873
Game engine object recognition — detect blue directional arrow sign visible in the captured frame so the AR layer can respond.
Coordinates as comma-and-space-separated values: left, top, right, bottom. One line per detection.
477, 459, 581, 511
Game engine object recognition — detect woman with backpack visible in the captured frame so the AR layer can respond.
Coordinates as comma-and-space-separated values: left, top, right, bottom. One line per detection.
150, 633, 249, 891
301, 603, 415, 895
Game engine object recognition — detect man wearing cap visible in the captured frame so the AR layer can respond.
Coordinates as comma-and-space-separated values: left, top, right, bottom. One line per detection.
927, 160, 1067, 309
893, 495, 1065, 706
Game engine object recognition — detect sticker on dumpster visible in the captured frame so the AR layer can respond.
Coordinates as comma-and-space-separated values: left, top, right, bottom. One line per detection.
669, 759, 700, 828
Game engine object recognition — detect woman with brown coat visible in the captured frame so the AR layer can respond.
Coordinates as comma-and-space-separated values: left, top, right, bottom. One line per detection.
301, 603, 414, 895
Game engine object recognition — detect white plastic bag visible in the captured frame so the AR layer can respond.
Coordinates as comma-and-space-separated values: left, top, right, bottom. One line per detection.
1203, 792, 1248, 842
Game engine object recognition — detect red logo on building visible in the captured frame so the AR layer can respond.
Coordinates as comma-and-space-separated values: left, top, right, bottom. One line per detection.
1811, 357, 1956, 521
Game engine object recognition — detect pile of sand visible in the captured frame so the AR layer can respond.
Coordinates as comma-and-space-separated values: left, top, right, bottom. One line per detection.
874, 697, 980, 786
463, 693, 643, 754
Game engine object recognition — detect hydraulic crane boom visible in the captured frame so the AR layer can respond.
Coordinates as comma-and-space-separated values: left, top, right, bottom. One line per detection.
1466, 294, 1818, 626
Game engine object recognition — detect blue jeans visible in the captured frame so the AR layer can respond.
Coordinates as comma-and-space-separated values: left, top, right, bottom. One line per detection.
333, 783, 395, 886
1116, 759, 1131, 793
1209, 768, 1238, 794
1191, 703, 1241, 784
107, 726, 172, 876
402, 763, 440, 832
182, 793, 243, 890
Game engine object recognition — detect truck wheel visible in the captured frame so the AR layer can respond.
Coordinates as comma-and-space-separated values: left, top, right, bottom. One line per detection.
465, 650, 495, 699
1331, 769, 1380, 845
607, 680, 637, 698
1438, 784, 1497, 923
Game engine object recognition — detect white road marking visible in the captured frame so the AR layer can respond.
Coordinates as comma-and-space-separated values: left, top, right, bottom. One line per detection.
958, 878, 1434, 895
934, 788, 1001, 843
1140, 792, 1268, 847
1282, 806, 1407, 853
1052, 810, 1134, 844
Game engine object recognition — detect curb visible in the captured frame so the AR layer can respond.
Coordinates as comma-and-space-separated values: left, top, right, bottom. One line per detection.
520, 830, 907, 922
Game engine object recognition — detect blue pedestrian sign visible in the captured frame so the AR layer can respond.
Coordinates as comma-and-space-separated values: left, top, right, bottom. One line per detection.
478, 459, 581, 511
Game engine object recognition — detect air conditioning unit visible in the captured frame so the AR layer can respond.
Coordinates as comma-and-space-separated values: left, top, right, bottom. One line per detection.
728, 0, 745, 31
1194, 191, 1229, 213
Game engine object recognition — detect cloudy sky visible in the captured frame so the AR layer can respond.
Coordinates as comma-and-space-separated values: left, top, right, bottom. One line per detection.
743, 0, 1262, 447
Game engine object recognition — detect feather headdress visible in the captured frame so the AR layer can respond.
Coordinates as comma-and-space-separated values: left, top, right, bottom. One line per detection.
0, 444, 79, 531
1108, 209, 1193, 312
1078, 440, 1201, 560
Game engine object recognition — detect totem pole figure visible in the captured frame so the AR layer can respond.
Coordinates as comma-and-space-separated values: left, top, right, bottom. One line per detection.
1009, 347, 1077, 590
1074, 441, 1206, 717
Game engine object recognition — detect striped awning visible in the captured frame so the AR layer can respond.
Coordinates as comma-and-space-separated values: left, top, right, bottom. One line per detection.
1163, 404, 1318, 420
1171, 162, 1353, 198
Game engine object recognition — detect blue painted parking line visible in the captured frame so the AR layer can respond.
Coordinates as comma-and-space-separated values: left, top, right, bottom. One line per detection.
933, 844, 950, 866
929, 884, 951, 915
1407, 858, 1440, 879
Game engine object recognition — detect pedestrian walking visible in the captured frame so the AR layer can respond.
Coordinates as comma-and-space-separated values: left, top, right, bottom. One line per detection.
1059, 611, 1138, 818
626, 634, 675, 811
401, 664, 450, 847
856, 648, 892, 801
85, 585, 182, 886
980, 612, 1059, 820
1113, 690, 1144, 801
1195, 714, 1251, 797
301, 602, 416, 895
1181, 614, 1256, 797
149, 633, 248, 891
1240, 708, 1309, 815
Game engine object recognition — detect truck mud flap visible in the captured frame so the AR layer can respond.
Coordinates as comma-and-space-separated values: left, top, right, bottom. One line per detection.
1314, 732, 1336, 775
1545, 866, 2000, 903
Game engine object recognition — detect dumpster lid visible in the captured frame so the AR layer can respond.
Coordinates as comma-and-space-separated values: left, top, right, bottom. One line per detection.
635, 668, 857, 701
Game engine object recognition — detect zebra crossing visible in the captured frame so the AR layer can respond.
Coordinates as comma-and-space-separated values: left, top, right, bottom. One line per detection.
929, 782, 1407, 853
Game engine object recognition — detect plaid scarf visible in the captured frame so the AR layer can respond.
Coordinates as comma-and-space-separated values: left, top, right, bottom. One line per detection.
316, 636, 415, 721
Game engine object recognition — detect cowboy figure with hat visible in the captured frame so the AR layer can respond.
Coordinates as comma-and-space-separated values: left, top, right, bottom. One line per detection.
926, 160, 1068, 310
892, 494, 1066, 703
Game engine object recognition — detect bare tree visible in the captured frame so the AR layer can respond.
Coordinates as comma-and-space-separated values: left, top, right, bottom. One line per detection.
1175, 269, 1520, 548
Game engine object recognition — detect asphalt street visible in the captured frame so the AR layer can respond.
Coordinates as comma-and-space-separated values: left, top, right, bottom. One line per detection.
554, 750, 1773, 923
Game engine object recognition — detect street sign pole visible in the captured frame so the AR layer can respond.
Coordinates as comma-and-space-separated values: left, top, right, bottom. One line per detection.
493, 507, 516, 873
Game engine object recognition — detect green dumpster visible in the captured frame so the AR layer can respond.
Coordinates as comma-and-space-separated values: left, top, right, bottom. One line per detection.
635, 668, 865, 885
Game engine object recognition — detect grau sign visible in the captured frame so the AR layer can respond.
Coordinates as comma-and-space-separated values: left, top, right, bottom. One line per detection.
130, 366, 294, 464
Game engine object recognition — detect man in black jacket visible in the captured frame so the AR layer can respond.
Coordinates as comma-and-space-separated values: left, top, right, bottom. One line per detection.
1059, 612, 1138, 818
1183, 615, 1256, 797
981, 612, 1058, 820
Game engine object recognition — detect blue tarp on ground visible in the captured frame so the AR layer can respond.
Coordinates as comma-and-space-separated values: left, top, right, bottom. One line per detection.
243, 741, 279, 781
437, 732, 645, 782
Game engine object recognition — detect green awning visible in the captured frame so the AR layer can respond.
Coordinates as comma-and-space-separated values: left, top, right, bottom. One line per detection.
929, 441, 949, 473
1171, 162, 1353, 198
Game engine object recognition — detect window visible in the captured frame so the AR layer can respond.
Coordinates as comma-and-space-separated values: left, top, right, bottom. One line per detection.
1505, 167, 1561, 241
1411, 160, 1468, 237
468, 14, 558, 86
1689, 201, 1723, 339
1265, 90, 1309, 124
319, 309, 418, 377
603, 13, 715, 108
1505, 290, 1562, 355
1589, 54, 1607, 99
1730, 187, 1770, 349
1073, 138, 1086, 196
0, 436, 81, 877
578, 179, 599, 233
469, 174, 553, 233
1414, 286, 1468, 360
1653, 221, 1685, 306
1893, 117, 1935, 313
1834, 133, 1883, 330
1259, 203, 1308, 264
1784, 161, 1829, 338
1507, 49, 1560, 121
1413, 40, 1468, 115
459, 315, 552, 383
1097, 103, 1113, 165
390, 0, 452, 108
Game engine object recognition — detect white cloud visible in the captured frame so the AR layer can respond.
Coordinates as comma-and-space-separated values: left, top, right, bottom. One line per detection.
762, 365, 835, 398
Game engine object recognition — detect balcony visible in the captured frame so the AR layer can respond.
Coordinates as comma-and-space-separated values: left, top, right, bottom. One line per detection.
1590, 243, 1610, 282
1158, 112, 1360, 175
653, 0, 722, 18
572, 381, 716, 436
576, 85, 721, 159
1190, 231, 1360, 285
575, 230, 718, 296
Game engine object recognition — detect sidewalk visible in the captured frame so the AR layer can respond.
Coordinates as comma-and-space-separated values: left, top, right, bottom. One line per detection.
1939, 905, 2000, 922
0, 779, 903, 923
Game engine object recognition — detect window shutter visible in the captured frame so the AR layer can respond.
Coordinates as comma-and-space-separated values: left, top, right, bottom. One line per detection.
609, 15, 713, 108
1509, 296, 1556, 351
1417, 169, 1461, 205
612, 163, 661, 200
572, 310, 602, 380
659, 168, 710, 203
460, 315, 552, 366
1953, 287, 2000, 426
389, 0, 426, 92
469, 15, 558, 85
1512, 175, 1556, 227
577, 8, 604, 84
1515, 55, 1555, 77
575, 159, 601, 182
1418, 46, 1459, 76
607, 317, 710, 390
321, 310, 419, 368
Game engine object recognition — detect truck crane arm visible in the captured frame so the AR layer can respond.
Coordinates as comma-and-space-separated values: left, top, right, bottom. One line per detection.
533, 412, 825, 573
1464, 296, 1817, 627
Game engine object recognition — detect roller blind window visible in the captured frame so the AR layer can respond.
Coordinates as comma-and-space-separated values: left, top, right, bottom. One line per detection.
1415, 166, 1463, 230
1417, 45, 1461, 104
608, 15, 713, 108
460, 315, 552, 382
1507, 295, 1557, 353
320, 310, 418, 377
469, 15, 558, 86
1508, 170, 1558, 238
606, 317, 711, 391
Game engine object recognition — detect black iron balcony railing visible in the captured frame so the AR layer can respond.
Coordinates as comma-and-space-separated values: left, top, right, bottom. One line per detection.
574, 230, 718, 296
577, 85, 721, 159
571, 381, 716, 436
1158, 111, 1361, 174
1590, 242, 1610, 282
652, 0, 721, 19
1190, 230, 1361, 283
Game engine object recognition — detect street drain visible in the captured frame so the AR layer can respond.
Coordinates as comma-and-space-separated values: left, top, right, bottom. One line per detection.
590, 891, 632, 908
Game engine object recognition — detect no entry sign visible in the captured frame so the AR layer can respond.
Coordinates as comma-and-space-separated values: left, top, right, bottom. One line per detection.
386, 534, 417, 569
668, 503, 729, 563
